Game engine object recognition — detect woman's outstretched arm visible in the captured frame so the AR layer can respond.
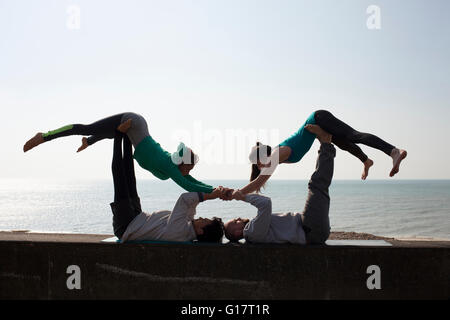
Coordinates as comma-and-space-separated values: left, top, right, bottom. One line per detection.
234, 146, 291, 197
237, 174, 272, 196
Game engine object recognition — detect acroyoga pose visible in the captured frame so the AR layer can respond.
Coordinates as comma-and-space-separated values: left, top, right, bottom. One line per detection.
109, 131, 224, 242
224, 128, 336, 244
230, 109, 407, 198
23, 112, 215, 193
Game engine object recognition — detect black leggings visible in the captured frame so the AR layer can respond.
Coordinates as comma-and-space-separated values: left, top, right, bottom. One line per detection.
42, 113, 126, 146
110, 132, 141, 238
112, 132, 138, 202
314, 110, 396, 163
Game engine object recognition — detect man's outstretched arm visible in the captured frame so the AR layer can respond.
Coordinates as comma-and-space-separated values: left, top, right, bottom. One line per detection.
168, 187, 227, 224
241, 194, 272, 243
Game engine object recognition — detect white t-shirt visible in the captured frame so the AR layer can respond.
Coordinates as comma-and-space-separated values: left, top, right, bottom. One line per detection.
243, 194, 306, 245
121, 192, 199, 242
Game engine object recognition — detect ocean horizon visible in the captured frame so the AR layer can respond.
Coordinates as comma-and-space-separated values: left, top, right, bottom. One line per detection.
1, 178, 449, 240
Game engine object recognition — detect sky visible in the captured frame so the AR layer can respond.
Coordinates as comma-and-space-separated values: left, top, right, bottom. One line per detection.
1, 0, 449, 182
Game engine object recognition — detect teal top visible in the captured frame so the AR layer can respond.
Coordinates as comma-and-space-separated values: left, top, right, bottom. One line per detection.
133, 136, 214, 193
279, 111, 317, 163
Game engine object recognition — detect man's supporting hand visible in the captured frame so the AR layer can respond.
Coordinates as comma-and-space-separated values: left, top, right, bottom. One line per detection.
220, 187, 234, 200
207, 187, 246, 201
205, 186, 233, 200
205, 187, 224, 200
117, 119, 132, 133
221, 187, 234, 199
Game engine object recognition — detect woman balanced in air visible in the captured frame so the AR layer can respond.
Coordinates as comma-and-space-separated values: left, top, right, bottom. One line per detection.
23, 112, 216, 194
232, 109, 407, 198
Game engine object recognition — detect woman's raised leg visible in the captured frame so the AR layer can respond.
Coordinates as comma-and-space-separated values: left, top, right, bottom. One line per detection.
314, 110, 406, 177
331, 136, 373, 180
23, 113, 125, 152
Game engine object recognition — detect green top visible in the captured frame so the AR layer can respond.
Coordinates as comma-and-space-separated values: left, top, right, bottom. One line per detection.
279, 111, 317, 163
133, 136, 214, 193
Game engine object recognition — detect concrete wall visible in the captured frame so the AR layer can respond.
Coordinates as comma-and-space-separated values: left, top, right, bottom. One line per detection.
0, 241, 448, 300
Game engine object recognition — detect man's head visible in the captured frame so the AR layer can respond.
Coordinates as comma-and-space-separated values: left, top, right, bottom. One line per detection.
193, 217, 224, 243
224, 218, 250, 243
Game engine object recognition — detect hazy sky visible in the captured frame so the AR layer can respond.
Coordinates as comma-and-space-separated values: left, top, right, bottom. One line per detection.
1, 0, 449, 182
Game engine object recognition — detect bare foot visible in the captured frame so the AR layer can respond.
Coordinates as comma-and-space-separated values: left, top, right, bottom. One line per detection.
117, 119, 132, 133
77, 137, 89, 153
305, 124, 332, 143
23, 133, 44, 152
390, 148, 407, 177
362, 159, 374, 180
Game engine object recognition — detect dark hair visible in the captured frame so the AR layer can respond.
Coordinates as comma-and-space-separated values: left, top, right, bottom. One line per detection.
185, 150, 196, 165
224, 228, 241, 243
178, 150, 197, 169
250, 142, 272, 193
196, 217, 224, 243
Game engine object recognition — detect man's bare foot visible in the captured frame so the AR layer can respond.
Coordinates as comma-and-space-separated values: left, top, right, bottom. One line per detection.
23, 133, 44, 152
362, 159, 374, 180
77, 137, 89, 153
390, 148, 407, 177
305, 124, 332, 144
117, 119, 132, 133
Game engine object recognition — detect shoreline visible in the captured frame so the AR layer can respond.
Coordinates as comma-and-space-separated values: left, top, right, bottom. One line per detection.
1, 228, 448, 242
2, 229, 449, 242
1, 230, 449, 246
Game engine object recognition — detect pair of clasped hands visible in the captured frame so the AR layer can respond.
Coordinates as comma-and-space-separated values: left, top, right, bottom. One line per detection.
210, 186, 246, 201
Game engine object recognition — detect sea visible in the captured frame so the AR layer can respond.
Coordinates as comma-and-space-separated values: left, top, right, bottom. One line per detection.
0, 179, 449, 240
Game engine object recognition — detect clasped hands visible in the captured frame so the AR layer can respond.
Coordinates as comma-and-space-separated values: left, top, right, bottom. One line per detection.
211, 186, 245, 201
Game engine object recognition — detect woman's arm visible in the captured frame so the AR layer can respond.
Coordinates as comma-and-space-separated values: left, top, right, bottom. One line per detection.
239, 174, 272, 195
237, 146, 291, 195
184, 175, 215, 190
169, 168, 215, 193
203, 187, 224, 201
